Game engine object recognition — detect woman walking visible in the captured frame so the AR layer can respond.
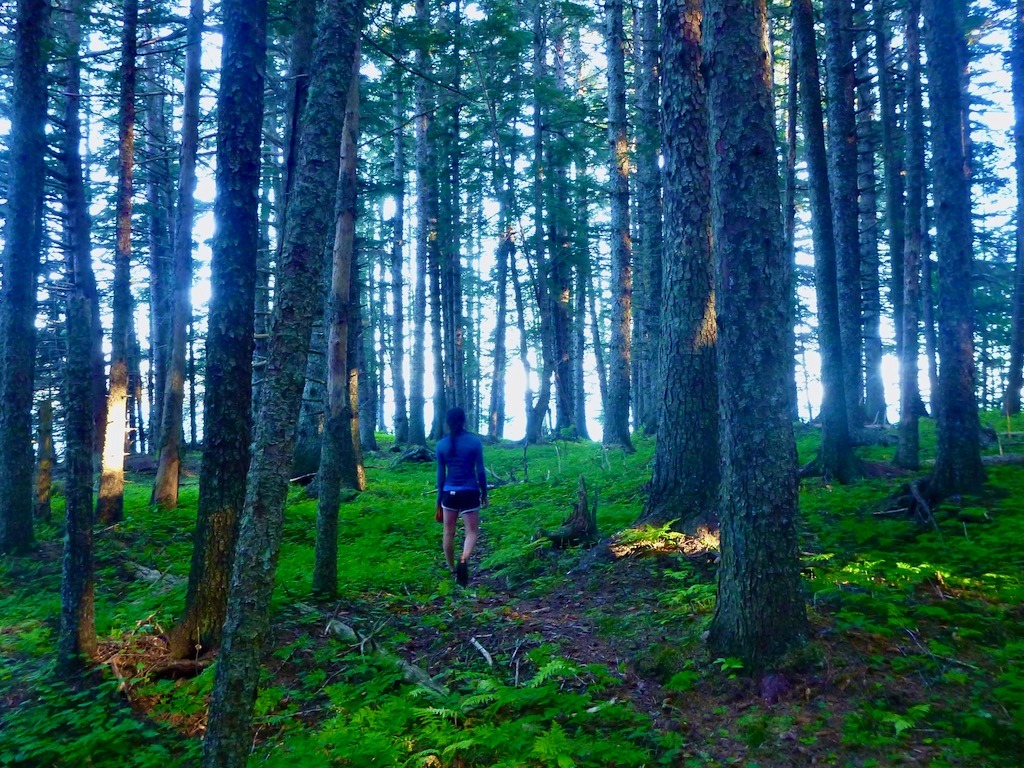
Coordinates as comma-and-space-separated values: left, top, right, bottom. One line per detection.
436, 407, 487, 585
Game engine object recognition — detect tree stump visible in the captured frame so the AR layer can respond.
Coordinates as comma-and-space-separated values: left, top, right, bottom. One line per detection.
540, 475, 599, 549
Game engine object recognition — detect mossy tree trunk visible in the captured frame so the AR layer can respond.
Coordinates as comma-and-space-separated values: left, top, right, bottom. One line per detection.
0, 0, 49, 554
640, 0, 717, 531
704, 0, 808, 669
171, 0, 266, 660
923, 0, 985, 497
200, 1, 360, 763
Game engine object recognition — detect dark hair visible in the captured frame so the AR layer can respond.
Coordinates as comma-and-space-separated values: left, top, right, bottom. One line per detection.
446, 407, 466, 457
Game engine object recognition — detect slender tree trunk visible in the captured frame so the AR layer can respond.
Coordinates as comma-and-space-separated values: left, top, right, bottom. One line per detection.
588, 268, 610, 417
876, 0, 906, 358
171, 0, 266, 660
390, 26, 410, 443
314, 53, 363, 599
705, 0, 808, 668
488, 220, 512, 441
201, 2, 359, 762
605, 0, 634, 450
823, 0, 864, 427
793, 0, 858, 482
640, 0, 717, 530
1006, 0, 1024, 415
97, 0, 139, 525
896, 0, 924, 469
34, 399, 54, 523
58, 0, 96, 673
633, 0, 663, 436
153, 0, 203, 508
510, 253, 536, 432
923, 0, 985, 497
855, 11, 886, 424
784, 34, 801, 423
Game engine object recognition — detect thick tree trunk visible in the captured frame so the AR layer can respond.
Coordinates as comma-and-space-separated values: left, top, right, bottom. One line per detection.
314, 55, 364, 598
0, 0, 49, 553
97, 0, 139, 525
793, 0, 858, 483
855, 11, 886, 424
34, 399, 54, 523
171, 0, 265, 660
640, 0, 717, 531
923, 0, 985, 497
1006, 0, 1024, 415
705, 0, 808, 668
153, 0, 203, 508
605, 0, 633, 450
823, 0, 864, 427
896, 0, 924, 470
200, 2, 359, 763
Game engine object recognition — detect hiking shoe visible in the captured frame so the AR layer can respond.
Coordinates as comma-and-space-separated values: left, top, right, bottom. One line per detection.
455, 559, 469, 586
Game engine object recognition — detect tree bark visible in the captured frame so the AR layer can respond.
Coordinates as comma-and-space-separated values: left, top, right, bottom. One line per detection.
0, 0, 49, 553
640, 0, 717, 531
172, 0, 266, 660
923, 0, 985, 497
390, 11, 410, 443
153, 0, 203, 508
605, 0, 633, 450
793, 0, 858, 482
97, 0, 139, 525
201, 0, 359, 764
314, 53, 364, 599
704, 0, 808, 668
896, 0, 924, 470
823, 0, 864, 427
1006, 0, 1024, 415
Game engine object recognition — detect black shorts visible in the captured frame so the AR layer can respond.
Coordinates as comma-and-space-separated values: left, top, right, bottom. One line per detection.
441, 489, 481, 513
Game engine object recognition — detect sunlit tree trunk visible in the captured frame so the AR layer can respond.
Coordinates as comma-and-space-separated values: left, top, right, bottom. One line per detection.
605, 0, 633, 450
923, 0, 985, 497
153, 0, 203, 508
705, 0, 808, 668
201, 2, 359, 762
640, 0, 716, 530
97, 0, 139, 525
171, 0, 266, 660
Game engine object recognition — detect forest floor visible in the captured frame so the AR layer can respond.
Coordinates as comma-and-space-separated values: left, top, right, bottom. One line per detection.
2, 418, 1024, 767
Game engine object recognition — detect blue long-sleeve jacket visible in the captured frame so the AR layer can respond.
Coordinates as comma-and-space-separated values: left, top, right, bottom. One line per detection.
436, 432, 486, 503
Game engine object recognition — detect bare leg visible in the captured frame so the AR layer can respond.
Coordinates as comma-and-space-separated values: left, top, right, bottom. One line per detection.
442, 508, 458, 570
460, 511, 479, 564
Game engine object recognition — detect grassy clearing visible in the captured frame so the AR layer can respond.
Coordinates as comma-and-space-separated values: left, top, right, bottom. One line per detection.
2, 418, 1023, 766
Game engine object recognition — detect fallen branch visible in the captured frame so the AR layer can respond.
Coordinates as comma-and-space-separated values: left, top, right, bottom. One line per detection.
324, 618, 447, 695
469, 636, 493, 666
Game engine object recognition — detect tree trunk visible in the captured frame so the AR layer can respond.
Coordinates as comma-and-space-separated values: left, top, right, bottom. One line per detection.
97, 0, 139, 525
1006, 0, 1024, 415
823, 0, 864, 427
201, 2, 359, 763
57, 0, 96, 674
0, 0, 48, 553
896, 0, 923, 470
605, 0, 633, 450
876, 0, 906, 359
705, 0, 808, 668
793, 0, 858, 482
34, 399, 54, 523
488, 222, 512, 441
314, 54, 364, 598
922, 0, 985, 497
784, 32, 800, 424
171, 0, 265, 660
153, 0, 203, 508
632, 0, 663, 436
640, 0, 717, 531
855, 9, 886, 424
390, 16, 410, 443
